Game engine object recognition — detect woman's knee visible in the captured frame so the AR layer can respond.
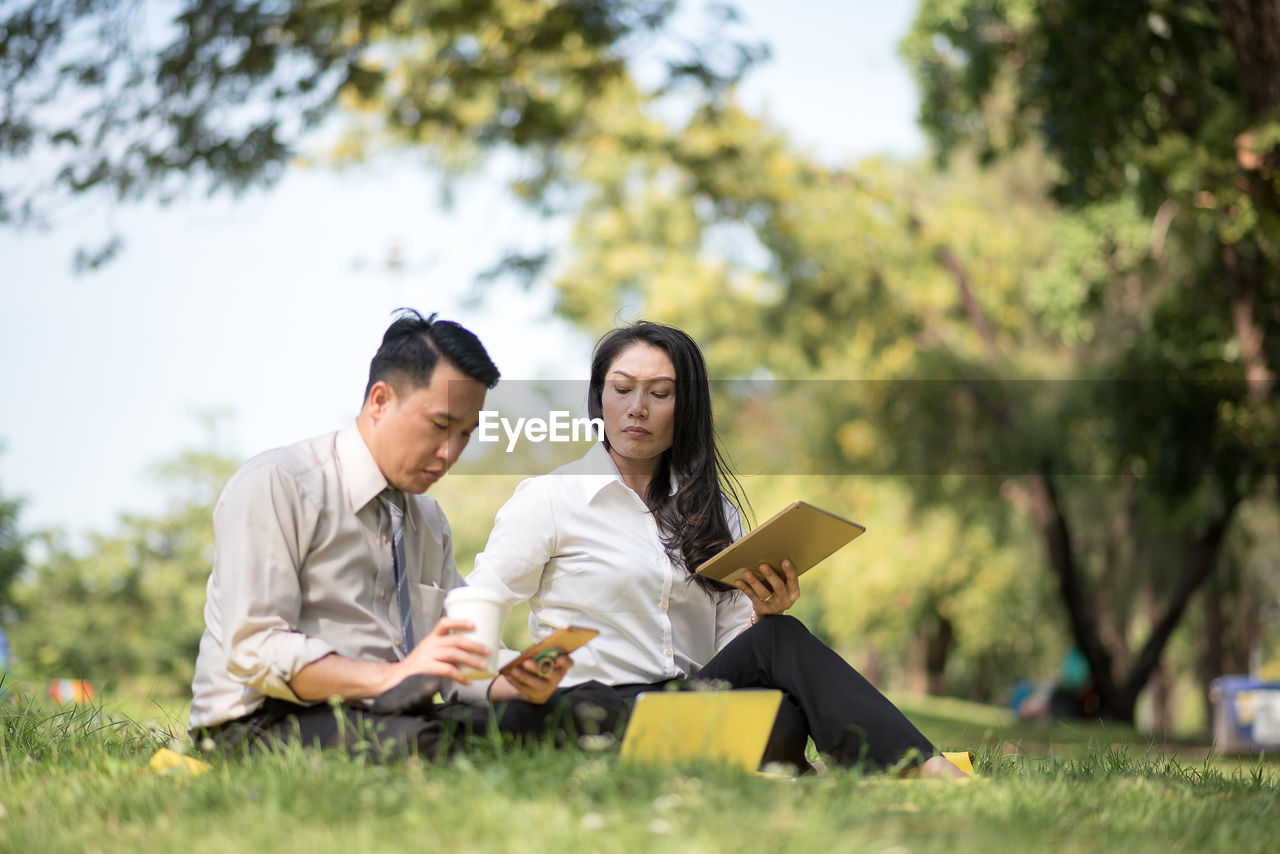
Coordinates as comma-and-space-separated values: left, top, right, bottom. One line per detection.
750, 613, 810, 643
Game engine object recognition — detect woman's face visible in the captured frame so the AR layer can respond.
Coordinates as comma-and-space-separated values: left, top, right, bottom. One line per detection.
601, 342, 677, 472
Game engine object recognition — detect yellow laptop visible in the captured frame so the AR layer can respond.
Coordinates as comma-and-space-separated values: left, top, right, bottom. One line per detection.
618, 689, 783, 772
696, 501, 866, 586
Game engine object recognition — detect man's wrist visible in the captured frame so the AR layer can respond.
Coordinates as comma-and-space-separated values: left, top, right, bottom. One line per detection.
377, 660, 407, 696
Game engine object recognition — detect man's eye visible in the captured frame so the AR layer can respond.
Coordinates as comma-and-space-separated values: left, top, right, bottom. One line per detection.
433, 421, 450, 431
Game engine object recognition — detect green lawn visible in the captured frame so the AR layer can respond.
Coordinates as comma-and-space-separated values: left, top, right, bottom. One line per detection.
2, 686, 1277, 854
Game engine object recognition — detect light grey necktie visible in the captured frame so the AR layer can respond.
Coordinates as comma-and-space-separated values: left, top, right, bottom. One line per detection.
379, 490, 416, 653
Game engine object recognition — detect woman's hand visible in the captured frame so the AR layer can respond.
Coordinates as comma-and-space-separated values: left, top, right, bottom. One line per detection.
736, 558, 801, 618
488, 654, 574, 705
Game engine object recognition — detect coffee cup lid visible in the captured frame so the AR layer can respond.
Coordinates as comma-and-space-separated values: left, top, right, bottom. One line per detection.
444, 586, 506, 606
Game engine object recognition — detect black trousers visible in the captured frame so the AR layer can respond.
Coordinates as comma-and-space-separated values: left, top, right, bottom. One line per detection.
193, 680, 628, 761
551, 615, 938, 772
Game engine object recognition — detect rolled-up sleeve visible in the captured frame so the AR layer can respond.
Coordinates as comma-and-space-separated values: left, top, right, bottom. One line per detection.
214, 463, 335, 704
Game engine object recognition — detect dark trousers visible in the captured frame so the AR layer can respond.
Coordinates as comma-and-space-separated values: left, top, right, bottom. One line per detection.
193, 680, 628, 761
551, 615, 938, 772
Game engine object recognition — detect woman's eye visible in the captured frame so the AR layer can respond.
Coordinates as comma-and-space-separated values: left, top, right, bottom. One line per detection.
613, 386, 631, 395
651, 392, 669, 399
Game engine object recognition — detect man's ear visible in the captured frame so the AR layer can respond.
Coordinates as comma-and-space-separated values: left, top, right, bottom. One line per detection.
366, 380, 396, 419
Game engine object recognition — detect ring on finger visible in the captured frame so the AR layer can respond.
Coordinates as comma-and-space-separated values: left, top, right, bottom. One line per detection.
763, 595, 774, 604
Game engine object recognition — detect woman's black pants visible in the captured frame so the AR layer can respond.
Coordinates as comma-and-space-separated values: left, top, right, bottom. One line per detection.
550, 615, 938, 772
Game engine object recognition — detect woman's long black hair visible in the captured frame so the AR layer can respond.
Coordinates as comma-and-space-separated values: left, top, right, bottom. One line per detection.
588, 321, 747, 594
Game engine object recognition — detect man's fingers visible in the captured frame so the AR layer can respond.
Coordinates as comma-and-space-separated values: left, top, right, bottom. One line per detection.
431, 616, 475, 635
440, 634, 492, 656
419, 661, 470, 685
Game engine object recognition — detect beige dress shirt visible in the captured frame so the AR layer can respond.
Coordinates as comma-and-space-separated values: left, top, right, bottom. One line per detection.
189, 423, 498, 730
467, 443, 753, 688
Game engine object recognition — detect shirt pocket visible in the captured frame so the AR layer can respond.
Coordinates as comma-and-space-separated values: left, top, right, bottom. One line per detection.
409, 583, 448, 634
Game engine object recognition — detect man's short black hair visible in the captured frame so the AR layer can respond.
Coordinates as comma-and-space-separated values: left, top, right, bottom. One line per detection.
364, 309, 500, 401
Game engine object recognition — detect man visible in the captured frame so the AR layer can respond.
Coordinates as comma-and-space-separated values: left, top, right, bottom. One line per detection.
190, 310, 609, 756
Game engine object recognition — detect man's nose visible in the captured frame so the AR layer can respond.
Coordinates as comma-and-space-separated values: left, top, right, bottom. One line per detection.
437, 435, 464, 465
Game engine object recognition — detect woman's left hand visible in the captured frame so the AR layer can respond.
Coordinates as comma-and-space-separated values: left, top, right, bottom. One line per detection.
736, 558, 800, 617
489, 654, 574, 705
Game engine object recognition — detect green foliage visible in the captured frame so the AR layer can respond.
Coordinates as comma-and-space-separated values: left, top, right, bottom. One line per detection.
900, 0, 1280, 720
534, 34, 1279, 720
0, 469, 25, 617
0, 0, 763, 266
6, 449, 236, 696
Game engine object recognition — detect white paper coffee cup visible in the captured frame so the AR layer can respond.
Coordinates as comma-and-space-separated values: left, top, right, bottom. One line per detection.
443, 587, 506, 680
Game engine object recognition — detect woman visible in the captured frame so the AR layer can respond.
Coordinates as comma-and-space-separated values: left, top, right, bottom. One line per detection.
468, 321, 964, 777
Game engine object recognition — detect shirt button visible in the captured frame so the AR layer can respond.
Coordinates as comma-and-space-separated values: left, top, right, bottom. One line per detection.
660, 601, 669, 611
664, 649, 673, 658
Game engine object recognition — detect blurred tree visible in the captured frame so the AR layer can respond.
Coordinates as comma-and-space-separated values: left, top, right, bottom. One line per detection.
543, 94, 1076, 702
0, 463, 25, 618
6, 447, 237, 696
539, 44, 1280, 724
0, 0, 763, 268
902, 0, 1280, 722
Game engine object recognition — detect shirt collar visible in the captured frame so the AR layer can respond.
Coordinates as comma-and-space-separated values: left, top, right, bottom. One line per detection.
579, 441, 678, 501
338, 422, 429, 536
336, 422, 390, 515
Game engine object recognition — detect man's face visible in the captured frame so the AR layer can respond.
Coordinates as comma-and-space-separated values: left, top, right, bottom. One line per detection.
365, 360, 487, 493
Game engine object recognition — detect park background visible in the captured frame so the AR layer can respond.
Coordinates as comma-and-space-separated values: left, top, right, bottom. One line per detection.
2, 0, 1279, 747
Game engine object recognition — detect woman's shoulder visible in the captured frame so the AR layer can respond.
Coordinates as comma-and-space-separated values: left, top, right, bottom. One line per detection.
525, 445, 615, 491
504, 447, 614, 508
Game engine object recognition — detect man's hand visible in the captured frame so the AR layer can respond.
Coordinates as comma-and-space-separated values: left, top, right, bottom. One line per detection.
394, 616, 493, 688
488, 654, 573, 705
288, 616, 493, 702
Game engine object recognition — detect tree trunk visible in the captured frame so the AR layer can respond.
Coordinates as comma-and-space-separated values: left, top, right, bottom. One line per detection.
1215, 0, 1280, 120
1028, 466, 1241, 723
907, 633, 928, 694
924, 613, 953, 696
1112, 500, 1241, 721
1200, 586, 1228, 735
1223, 243, 1276, 403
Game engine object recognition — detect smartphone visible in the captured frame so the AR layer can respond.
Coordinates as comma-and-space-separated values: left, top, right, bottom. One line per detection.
499, 626, 599, 678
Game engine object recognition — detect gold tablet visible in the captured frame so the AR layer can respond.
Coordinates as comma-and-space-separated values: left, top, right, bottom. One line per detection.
695, 501, 866, 586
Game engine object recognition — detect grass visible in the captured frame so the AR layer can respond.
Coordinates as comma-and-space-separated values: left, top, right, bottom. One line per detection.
2, 683, 1278, 854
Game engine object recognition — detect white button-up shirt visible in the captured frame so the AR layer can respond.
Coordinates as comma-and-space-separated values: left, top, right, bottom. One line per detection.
467, 443, 752, 687
190, 423, 497, 730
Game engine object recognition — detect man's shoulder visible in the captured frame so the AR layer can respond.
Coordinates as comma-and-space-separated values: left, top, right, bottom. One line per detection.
405, 490, 445, 521
221, 432, 338, 504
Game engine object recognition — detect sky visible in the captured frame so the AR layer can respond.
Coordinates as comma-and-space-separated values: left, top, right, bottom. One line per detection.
0, 0, 925, 541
